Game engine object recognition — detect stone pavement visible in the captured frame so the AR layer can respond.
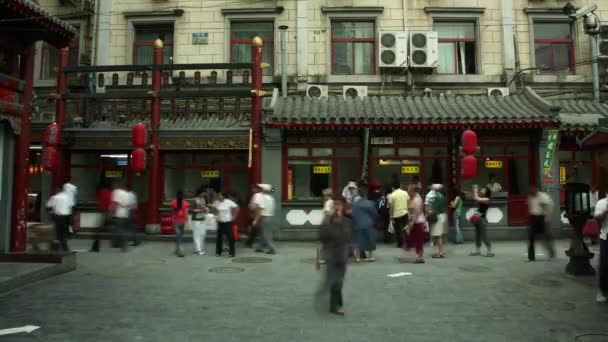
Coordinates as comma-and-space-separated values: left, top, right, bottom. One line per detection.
0, 239, 607, 342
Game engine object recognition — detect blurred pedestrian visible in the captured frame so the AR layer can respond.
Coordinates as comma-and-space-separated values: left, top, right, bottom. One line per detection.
470, 185, 493, 257
46, 183, 75, 252
352, 186, 378, 262
527, 185, 556, 261
254, 184, 277, 254
389, 181, 410, 248
450, 190, 465, 244
170, 189, 189, 257
317, 196, 352, 315
342, 181, 358, 204
594, 189, 608, 303
214, 191, 240, 257
90, 178, 112, 252
191, 188, 208, 255
110, 182, 131, 252
126, 188, 139, 247
426, 184, 447, 258
322, 188, 334, 216
247, 184, 263, 248
405, 184, 425, 264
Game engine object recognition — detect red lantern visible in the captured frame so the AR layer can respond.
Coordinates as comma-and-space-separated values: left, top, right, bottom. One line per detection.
461, 129, 478, 155
130, 148, 146, 173
41, 146, 58, 172
461, 155, 477, 179
44, 123, 61, 146
132, 123, 147, 148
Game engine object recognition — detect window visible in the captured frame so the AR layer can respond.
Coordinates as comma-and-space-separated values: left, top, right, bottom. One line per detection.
331, 21, 375, 75
133, 24, 174, 64
40, 24, 81, 80
230, 21, 274, 76
435, 21, 476, 74
533, 22, 575, 74
285, 145, 360, 201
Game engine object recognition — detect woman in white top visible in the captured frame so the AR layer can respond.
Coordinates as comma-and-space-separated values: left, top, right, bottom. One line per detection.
213, 191, 240, 257
191, 189, 209, 255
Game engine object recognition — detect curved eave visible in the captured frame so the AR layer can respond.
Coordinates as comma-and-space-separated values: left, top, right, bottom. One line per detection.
264, 119, 558, 129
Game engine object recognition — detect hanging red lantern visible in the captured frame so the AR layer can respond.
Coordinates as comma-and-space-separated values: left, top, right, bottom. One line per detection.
132, 123, 147, 148
44, 123, 61, 147
130, 148, 146, 173
461, 129, 478, 155
41, 146, 58, 172
461, 155, 477, 179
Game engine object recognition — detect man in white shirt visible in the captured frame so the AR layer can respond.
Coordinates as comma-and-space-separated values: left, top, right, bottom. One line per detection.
246, 184, 264, 248
111, 183, 131, 251
251, 184, 276, 254
594, 190, 608, 303
527, 185, 555, 261
46, 183, 75, 252
126, 189, 140, 246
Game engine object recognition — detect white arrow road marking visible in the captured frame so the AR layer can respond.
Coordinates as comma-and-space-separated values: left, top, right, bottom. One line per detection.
0, 325, 40, 336
387, 272, 413, 278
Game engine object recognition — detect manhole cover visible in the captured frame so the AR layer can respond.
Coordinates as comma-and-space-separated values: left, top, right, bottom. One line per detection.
232, 257, 272, 264
209, 267, 245, 273
530, 278, 562, 288
458, 265, 491, 273
522, 299, 575, 312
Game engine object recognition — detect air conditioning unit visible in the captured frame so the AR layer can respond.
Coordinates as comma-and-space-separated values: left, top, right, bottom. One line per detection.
343, 86, 368, 100
487, 87, 509, 97
409, 31, 439, 68
378, 31, 408, 68
306, 84, 328, 99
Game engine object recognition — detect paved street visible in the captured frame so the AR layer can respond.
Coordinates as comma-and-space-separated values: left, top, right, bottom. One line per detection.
1, 239, 608, 342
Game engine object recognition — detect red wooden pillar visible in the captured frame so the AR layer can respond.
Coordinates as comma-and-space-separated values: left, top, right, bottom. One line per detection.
52, 48, 69, 192
147, 39, 163, 228
10, 45, 36, 252
249, 37, 263, 186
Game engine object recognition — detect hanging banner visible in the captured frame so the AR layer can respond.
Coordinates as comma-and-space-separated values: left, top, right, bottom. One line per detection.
542, 129, 559, 183
401, 166, 420, 174
287, 169, 293, 200
313, 166, 332, 174
201, 170, 220, 178
484, 160, 503, 169
560, 166, 566, 185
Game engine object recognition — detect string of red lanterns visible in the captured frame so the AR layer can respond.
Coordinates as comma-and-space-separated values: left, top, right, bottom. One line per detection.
42, 123, 60, 172
461, 129, 478, 179
130, 123, 147, 174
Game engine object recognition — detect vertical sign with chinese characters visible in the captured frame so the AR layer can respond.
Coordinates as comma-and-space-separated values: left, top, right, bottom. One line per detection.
542, 129, 559, 183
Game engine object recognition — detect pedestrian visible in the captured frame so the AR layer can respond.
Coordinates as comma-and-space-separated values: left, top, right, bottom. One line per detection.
527, 184, 556, 261
46, 183, 75, 252
342, 181, 358, 204
90, 178, 112, 252
126, 188, 139, 247
322, 188, 334, 216
352, 186, 378, 262
594, 189, 608, 303
403, 184, 426, 263
63, 179, 78, 235
370, 184, 391, 244
110, 182, 131, 252
470, 185, 493, 257
256, 184, 277, 254
317, 196, 352, 315
450, 190, 465, 244
214, 191, 240, 257
426, 184, 448, 258
191, 188, 208, 255
590, 187, 599, 245
247, 184, 263, 248
170, 189, 189, 257
389, 181, 410, 248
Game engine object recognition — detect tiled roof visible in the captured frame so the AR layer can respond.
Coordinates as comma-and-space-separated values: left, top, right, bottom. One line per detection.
552, 100, 608, 130
1, 0, 77, 47
265, 91, 558, 127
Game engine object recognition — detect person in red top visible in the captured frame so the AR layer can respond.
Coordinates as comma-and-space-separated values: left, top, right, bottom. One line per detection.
90, 178, 113, 252
171, 189, 190, 257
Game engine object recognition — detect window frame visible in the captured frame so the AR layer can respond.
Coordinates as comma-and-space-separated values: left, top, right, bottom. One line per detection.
229, 20, 275, 76
433, 20, 479, 75
132, 23, 175, 65
529, 17, 577, 75
283, 144, 362, 202
126, 17, 178, 67
330, 19, 376, 75
35, 20, 85, 86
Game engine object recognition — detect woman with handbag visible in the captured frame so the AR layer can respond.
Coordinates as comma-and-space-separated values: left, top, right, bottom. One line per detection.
470, 185, 493, 257
170, 190, 190, 258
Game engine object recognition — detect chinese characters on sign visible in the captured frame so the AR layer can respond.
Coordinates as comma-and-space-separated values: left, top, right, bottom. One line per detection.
192, 32, 209, 45
313, 166, 332, 174
542, 129, 559, 183
401, 166, 420, 174
105, 171, 123, 178
484, 160, 503, 169
560, 166, 566, 185
201, 170, 220, 178
371, 137, 394, 145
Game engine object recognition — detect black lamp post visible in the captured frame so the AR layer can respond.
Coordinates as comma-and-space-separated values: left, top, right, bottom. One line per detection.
564, 182, 595, 276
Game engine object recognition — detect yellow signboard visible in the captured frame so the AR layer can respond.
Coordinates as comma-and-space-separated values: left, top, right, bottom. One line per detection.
560, 166, 566, 185
105, 170, 123, 178
401, 166, 420, 174
313, 166, 332, 174
201, 170, 220, 178
485, 160, 503, 169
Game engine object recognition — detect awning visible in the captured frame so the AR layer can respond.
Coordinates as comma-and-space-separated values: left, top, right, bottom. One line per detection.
0, 0, 77, 48
264, 87, 560, 129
